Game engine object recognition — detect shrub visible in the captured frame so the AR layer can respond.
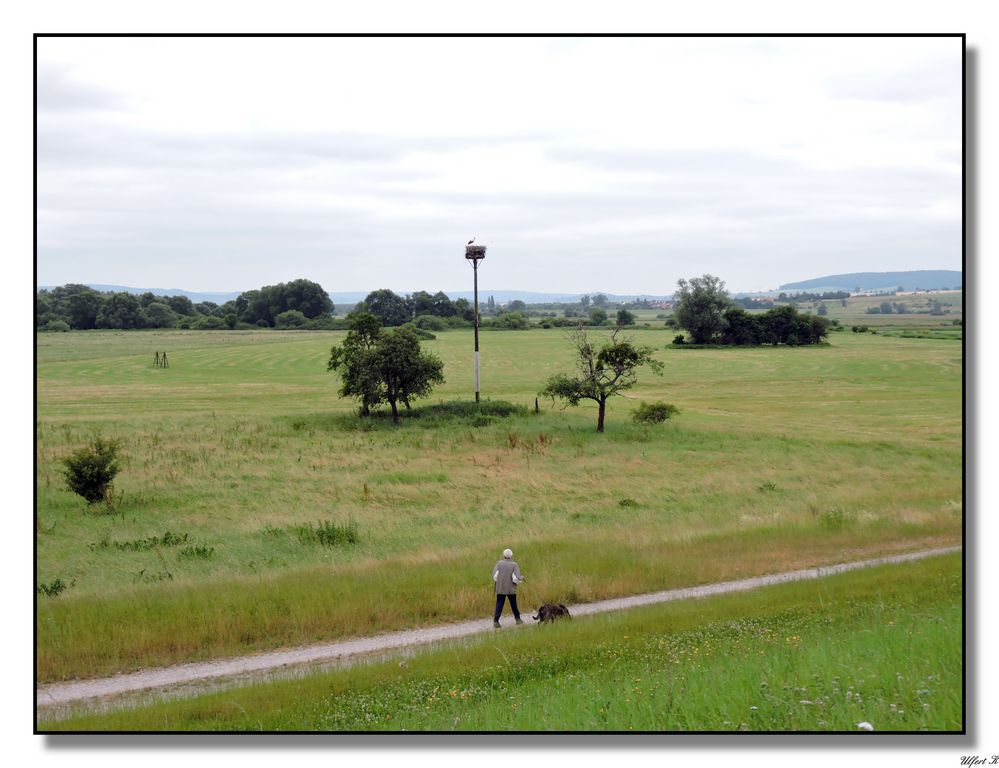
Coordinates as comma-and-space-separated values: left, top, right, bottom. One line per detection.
632, 401, 680, 424
488, 312, 530, 330
399, 322, 437, 340
275, 310, 308, 328
587, 308, 608, 325
413, 314, 447, 331
44, 320, 71, 332
615, 309, 637, 326
672, 334, 686, 345
61, 436, 122, 504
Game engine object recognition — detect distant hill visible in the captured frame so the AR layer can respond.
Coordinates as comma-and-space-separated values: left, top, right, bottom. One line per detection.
779, 271, 962, 294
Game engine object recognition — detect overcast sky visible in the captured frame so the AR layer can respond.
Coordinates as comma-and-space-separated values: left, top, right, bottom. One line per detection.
36, 36, 962, 295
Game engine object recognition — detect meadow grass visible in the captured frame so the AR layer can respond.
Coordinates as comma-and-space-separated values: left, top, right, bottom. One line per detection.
39, 553, 961, 732
35, 327, 962, 682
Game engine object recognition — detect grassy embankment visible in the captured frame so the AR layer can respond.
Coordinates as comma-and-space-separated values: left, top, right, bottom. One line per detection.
36, 326, 962, 683
40, 553, 962, 731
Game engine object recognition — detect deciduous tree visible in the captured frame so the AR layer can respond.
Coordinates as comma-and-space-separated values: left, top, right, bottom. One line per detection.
674, 274, 731, 344
540, 327, 663, 432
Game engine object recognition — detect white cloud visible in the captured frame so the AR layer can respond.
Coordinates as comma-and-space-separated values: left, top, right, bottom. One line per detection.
36, 36, 962, 293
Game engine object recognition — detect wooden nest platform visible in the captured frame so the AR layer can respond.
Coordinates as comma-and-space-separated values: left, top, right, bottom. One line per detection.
465, 244, 487, 259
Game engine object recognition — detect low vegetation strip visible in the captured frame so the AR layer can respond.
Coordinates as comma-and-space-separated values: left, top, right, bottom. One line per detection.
39, 551, 961, 731
36, 545, 959, 713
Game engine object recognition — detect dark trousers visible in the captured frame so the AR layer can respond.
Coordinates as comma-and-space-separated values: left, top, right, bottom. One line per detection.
494, 593, 520, 621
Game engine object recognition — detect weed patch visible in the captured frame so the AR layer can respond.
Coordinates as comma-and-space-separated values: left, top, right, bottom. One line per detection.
90, 531, 189, 552
133, 569, 173, 583
287, 400, 529, 433
37, 578, 75, 597
178, 545, 215, 560
292, 519, 359, 548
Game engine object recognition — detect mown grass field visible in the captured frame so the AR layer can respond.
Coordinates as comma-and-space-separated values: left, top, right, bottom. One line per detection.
39, 553, 962, 732
35, 322, 962, 685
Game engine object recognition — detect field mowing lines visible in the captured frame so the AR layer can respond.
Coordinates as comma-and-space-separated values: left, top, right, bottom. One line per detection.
36, 545, 960, 715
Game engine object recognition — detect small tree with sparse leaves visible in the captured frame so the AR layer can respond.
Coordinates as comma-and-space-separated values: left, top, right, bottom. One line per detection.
540, 327, 663, 432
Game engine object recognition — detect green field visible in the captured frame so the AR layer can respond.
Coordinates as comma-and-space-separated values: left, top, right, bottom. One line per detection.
40, 553, 962, 731
35, 324, 962, 686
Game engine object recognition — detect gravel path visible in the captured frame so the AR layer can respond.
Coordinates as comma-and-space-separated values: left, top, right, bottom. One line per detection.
36, 545, 960, 716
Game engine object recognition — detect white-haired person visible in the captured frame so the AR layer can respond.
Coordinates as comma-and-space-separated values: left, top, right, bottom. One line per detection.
492, 548, 525, 627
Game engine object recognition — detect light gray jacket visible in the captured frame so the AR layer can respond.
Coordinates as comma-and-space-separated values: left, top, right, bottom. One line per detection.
493, 559, 524, 595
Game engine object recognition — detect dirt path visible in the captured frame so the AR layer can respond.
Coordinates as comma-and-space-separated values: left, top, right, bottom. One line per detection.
36, 546, 960, 717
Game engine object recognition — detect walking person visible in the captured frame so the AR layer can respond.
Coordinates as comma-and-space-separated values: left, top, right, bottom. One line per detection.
493, 548, 525, 627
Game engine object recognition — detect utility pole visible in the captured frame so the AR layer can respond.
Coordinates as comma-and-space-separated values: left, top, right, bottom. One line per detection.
465, 243, 486, 403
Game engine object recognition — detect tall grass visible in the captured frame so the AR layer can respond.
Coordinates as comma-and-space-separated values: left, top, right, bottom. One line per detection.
40, 554, 961, 731
35, 329, 962, 682
36, 525, 956, 683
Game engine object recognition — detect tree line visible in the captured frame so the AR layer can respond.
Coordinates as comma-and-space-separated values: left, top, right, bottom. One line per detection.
37, 283, 485, 332
674, 275, 830, 346
36, 280, 335, 331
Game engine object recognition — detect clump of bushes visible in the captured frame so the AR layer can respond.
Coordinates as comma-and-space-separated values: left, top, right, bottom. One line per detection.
275, 310, 308, 328
44, 320, 71, 332
484, 312, 530, 330
399, 322, 437, 340
61, 435, 122, 505
413, 314, 448, 331
632, 401, 680, 424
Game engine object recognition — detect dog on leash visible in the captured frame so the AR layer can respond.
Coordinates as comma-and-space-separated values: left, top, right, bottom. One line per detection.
532, 603, 571, 623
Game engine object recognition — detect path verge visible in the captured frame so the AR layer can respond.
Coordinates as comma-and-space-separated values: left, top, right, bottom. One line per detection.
37, 546, 961, 715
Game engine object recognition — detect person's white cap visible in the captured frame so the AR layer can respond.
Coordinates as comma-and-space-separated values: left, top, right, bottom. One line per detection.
503, 548, 513, 559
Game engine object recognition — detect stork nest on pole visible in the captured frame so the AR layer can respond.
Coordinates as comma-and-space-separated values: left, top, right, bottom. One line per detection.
465, 244, 487, 260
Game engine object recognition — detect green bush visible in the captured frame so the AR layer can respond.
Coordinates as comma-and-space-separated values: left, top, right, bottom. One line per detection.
44, 320, 71, 332
275, 310, 308, 328
487, 312, 531, 330
632, 401, 680, 425
672, 334, 686, 345
399, 322, 437, 340
61, 436, 122, 504
414, 314, 448, 331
